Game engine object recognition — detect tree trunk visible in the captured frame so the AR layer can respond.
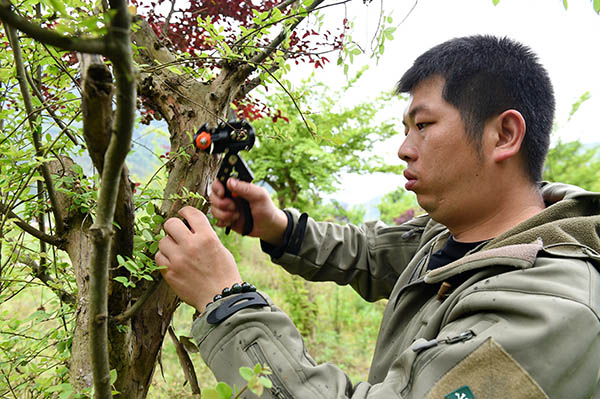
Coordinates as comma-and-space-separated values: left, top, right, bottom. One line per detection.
48, 157, 95, 392
64, 17, 262, 399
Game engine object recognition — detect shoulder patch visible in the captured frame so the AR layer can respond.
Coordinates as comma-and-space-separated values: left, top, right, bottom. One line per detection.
444, 385, 474, 399
426, 337, 548, 399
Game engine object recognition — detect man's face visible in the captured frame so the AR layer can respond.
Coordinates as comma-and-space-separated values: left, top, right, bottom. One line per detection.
399, 76, 489, 225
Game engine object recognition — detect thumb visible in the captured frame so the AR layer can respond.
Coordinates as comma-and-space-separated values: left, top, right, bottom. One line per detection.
227, 178, 263, 202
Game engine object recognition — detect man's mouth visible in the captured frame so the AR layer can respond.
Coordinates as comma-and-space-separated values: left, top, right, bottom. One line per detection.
403, 169, 417, 190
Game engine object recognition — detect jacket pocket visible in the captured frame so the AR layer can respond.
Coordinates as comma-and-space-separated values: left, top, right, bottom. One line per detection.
245, 341, 294, 399
402, 318, 497, 396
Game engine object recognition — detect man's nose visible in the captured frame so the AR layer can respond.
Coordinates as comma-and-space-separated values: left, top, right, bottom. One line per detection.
398, 137, 417, 162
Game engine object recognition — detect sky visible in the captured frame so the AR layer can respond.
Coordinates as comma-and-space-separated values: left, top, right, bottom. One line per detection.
299, 0, 600, 205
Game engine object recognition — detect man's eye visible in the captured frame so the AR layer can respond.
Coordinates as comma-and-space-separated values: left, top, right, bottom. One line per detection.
416, 122, 428, 130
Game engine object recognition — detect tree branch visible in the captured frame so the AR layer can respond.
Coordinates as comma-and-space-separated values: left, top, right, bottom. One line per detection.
233, 0, 327, 65
87, 0, 136, 397
25, 70, 80, 146
259, 64, 315, 137
111, 278, 162, 324
162, 0, 176, 37
19, 255, 76, 304
4, 22, 66, 234
0, 201, 64, 247
168, 326, 201, 396
0, 1, 108, 55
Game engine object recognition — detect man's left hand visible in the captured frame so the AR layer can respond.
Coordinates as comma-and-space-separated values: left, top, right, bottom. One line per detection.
155, 206, 242, 312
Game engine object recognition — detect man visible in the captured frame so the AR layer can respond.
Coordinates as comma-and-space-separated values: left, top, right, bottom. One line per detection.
156, 35, 600, 398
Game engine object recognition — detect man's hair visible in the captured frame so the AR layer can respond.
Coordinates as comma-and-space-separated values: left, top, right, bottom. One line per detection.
396, 35, 555, 183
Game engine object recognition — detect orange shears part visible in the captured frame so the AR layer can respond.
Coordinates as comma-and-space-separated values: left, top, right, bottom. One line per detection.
195, 131, 211, 150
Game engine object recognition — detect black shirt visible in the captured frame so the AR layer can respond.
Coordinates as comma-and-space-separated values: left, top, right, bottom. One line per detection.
427, 236, 487, 271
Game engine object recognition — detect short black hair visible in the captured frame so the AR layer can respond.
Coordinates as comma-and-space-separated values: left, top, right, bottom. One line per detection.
396, 35, 555, 183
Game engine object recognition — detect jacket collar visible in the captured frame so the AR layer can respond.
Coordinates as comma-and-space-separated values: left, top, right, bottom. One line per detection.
424, 239, 543, 284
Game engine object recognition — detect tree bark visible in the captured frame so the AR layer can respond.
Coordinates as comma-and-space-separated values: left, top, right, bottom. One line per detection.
47, 157, 95, 392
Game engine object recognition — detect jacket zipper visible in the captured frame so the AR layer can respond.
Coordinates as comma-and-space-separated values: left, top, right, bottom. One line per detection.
245, 342, 294, 399
402, 330, 476, 396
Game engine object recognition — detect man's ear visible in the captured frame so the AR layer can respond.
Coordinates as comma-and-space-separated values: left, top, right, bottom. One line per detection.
490, 109, 526, 163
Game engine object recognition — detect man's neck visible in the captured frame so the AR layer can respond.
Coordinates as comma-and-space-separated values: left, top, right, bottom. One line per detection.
450, 184, 545, 243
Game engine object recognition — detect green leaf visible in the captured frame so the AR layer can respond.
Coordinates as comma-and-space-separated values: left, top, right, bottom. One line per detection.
215, 382, 233, 398
110, 369, 118, 384
72, 164, 84, 177
123, 260, 139, 274
113, 276, 134, 288
114, 276, 128, 284
383, 27, 396, 41
146, 202, 155, 215
563, 0, 568, 9
259, 376, 273, 388
594, 0, 600, 13
167, 65, 183, 75
239, 366, 254, 382
142, 229, 153, 242
248, 376, 264, 396
492, 0, 500, 5
202, 388, 220, 399
49, 0, 68, 16
253, 363, 262, 374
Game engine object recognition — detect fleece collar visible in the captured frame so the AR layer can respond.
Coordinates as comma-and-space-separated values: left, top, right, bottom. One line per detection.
424, 239, 543, 284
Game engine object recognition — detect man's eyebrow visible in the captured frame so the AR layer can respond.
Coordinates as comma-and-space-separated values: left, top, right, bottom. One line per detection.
407, 104, 431, 120
403, 104, 431, 126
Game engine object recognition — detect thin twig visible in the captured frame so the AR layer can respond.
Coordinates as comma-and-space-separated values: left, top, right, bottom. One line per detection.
0, 1, 108, 55
258, 64, 315, 137
250, 0, 328, 66
233, 0, 349, 55
397, 0, 419, 27
0, 202, 64, 247
41, 43, 82, 94
111, 278, 162, 324
162, 0, 176, 37
25, 69, 80, 146
0, 368, 18, 399
168, 326, 201, 396
4, 22, 65, 234
369, 0, 384, 53
19, 255, 76, 304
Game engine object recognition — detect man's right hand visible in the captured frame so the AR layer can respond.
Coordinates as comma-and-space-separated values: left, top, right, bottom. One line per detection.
209, 178, 288, 246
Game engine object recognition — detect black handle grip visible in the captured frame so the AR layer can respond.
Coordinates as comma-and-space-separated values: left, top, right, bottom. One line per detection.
217, 152, 254, 236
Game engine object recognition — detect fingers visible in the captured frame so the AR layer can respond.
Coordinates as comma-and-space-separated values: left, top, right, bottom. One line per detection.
178, 206, 210, 233
210, 179, 240, 226
227, 178, 267, 202
157, 233, 177, 259
211, 178, 225, 198
162, 217, 191, 243
155, 250, 170, 268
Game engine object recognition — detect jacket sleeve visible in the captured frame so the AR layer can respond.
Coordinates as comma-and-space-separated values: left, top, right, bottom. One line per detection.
194, 258, 600, 399
266, 209, 431, 302
193, 292, 404, 399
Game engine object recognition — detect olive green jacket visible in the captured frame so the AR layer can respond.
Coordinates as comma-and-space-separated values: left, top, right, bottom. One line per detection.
193, 183, 600, 398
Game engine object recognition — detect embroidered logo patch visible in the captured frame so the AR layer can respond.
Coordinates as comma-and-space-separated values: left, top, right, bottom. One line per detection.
444, 385, 475, 399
